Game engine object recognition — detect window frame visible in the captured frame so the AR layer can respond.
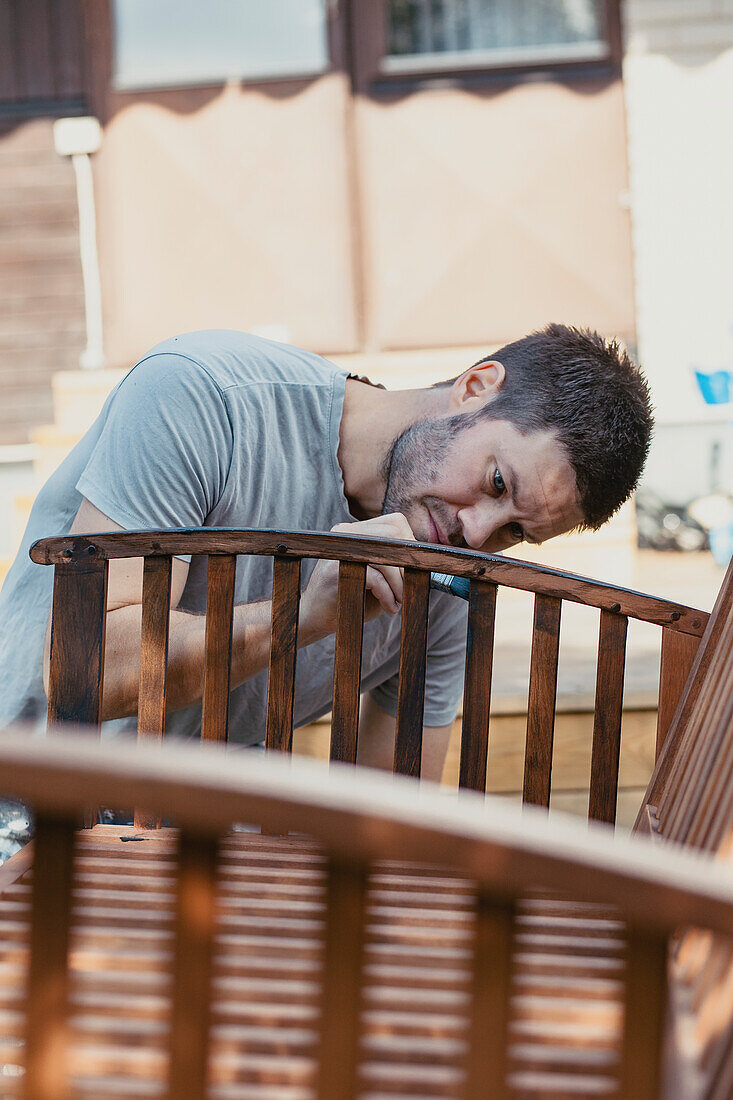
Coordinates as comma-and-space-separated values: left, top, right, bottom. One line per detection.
349, 0, 622, 93
108, 0, 336, 94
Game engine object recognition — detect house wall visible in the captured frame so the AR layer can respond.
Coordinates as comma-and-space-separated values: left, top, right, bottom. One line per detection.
91, 75, 361, 366
351, 76, 634, 355
621, 0, 733, 506
0, 118, 85, 444
623, 0, 733, 426
0, 1, 637, 445
81, 1, 634, 375
0, 0, 87, 445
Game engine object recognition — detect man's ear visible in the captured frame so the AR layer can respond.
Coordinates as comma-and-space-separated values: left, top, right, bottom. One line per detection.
448, 360, 506, 412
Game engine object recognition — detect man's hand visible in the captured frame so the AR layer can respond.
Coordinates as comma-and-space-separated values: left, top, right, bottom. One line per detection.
299, 513, 415, 644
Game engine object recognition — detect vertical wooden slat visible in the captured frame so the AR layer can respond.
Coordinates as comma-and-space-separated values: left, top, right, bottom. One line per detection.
393, 568, 431, 778
330, 561, 367, 764
265, 556, 301, 753
589, 611, 628, 825
167, 834, 218, 1100
619, 929, 668, 1099
202, 554, 237, 744
459, 580, 497, 791
316, 860, 367, 1100
47, 558, 108, 730
24, 815, 76, 1100
136, 556, 173, 829
137, 556, 172, 740
656, 627, 700, 760
463, 894, 513, 1099
523, 595, 562, 807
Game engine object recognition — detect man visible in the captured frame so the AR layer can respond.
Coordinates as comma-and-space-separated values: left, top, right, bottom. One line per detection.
0, 323, 653, 780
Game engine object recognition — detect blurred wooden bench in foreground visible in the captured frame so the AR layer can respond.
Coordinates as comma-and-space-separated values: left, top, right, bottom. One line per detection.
0, 530, 728, 1097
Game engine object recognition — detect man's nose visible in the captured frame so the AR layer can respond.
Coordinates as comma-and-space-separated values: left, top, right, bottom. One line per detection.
457, 503, 499, 551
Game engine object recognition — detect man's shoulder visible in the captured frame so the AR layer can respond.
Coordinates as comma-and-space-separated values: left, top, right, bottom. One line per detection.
142, 330, 345, 393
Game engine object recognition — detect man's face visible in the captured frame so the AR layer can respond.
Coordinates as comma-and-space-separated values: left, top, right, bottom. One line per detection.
382, 413, 584, 553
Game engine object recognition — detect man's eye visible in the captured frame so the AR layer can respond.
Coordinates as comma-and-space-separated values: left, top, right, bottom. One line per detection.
509, 523, 524, 543
492, 468, 506, 493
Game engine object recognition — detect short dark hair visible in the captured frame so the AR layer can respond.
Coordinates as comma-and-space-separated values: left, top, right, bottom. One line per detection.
437, 323, 654, 530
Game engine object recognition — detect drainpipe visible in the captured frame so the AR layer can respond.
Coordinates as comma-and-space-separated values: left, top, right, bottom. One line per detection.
52, 116, 106, 370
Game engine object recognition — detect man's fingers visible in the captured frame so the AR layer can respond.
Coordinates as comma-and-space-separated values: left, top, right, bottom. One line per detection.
330, 513, 416, 542
328, 514, 414, 615
365, 565, 401, 614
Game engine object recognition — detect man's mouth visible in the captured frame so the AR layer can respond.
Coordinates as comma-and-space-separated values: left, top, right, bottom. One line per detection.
427, 509, 443, 544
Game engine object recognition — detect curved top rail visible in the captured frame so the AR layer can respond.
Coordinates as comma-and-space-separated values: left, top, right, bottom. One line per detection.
1, 730, 732, 937
30, 528, 708, 636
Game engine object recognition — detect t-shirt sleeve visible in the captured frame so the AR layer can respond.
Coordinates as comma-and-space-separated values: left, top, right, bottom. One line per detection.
369, 593, 467, 728
76, 353, 233, 535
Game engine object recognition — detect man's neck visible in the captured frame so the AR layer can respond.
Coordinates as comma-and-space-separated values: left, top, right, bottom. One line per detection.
337, 378, 444, 517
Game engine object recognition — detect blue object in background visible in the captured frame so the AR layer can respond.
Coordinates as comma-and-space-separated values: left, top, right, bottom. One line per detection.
695, 369, 732, 405
710, 522, 733, 568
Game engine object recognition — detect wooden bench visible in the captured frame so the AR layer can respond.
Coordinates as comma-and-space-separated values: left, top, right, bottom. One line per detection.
0, 718, 730, 1100
32, 528, 709, 818
0, 528, 728, 1098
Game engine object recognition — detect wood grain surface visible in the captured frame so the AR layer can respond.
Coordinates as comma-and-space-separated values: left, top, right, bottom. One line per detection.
202, 554, 236, 744
523, 594, 562, 807
168, 833, 218, 1099
316, 860, 367, 1099
24, 815, 75, 1100
137, 555, 172, 742
464, 894, 513, 1098
638, 557, 733, 841
458, 580, 497, 792
619, 929, 668, 1098
588, 611, 628, 825
2, 733, 733, 938
637, 558, 733, 828
393, 569, 430, 778
330, 560, 366, 765
265, 556, 301, 754
30, 529, 708, 635
47, 559, 108, 730
656, 627, 700, 759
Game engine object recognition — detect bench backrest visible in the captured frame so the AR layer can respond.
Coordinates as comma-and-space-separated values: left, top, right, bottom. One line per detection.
32, 528, 709, 828
633, 557, 733, 1098
636, 556, 733, 849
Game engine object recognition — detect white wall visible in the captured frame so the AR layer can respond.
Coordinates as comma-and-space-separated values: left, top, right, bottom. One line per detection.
623, 0, 733, 427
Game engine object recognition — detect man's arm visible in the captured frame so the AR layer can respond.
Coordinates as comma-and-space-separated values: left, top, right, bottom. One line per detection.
44, 501, 416, 722
44, 498, 275, 720
357, 693, 453, 783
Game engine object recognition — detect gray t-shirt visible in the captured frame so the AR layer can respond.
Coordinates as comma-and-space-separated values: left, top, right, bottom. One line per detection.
0, 331, 467, 741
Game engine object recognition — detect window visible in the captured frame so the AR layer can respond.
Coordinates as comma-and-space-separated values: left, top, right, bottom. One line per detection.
112, 0, 330, 91
369, 0, 612, 80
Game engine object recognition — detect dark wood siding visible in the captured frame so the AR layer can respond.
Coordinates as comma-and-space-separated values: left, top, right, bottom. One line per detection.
0, 118, 85, 443
0, 0, 87, 444
0, 0, 86, 110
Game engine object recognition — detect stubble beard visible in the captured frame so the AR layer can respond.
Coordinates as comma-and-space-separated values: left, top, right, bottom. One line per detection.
380, 415, 466, 546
